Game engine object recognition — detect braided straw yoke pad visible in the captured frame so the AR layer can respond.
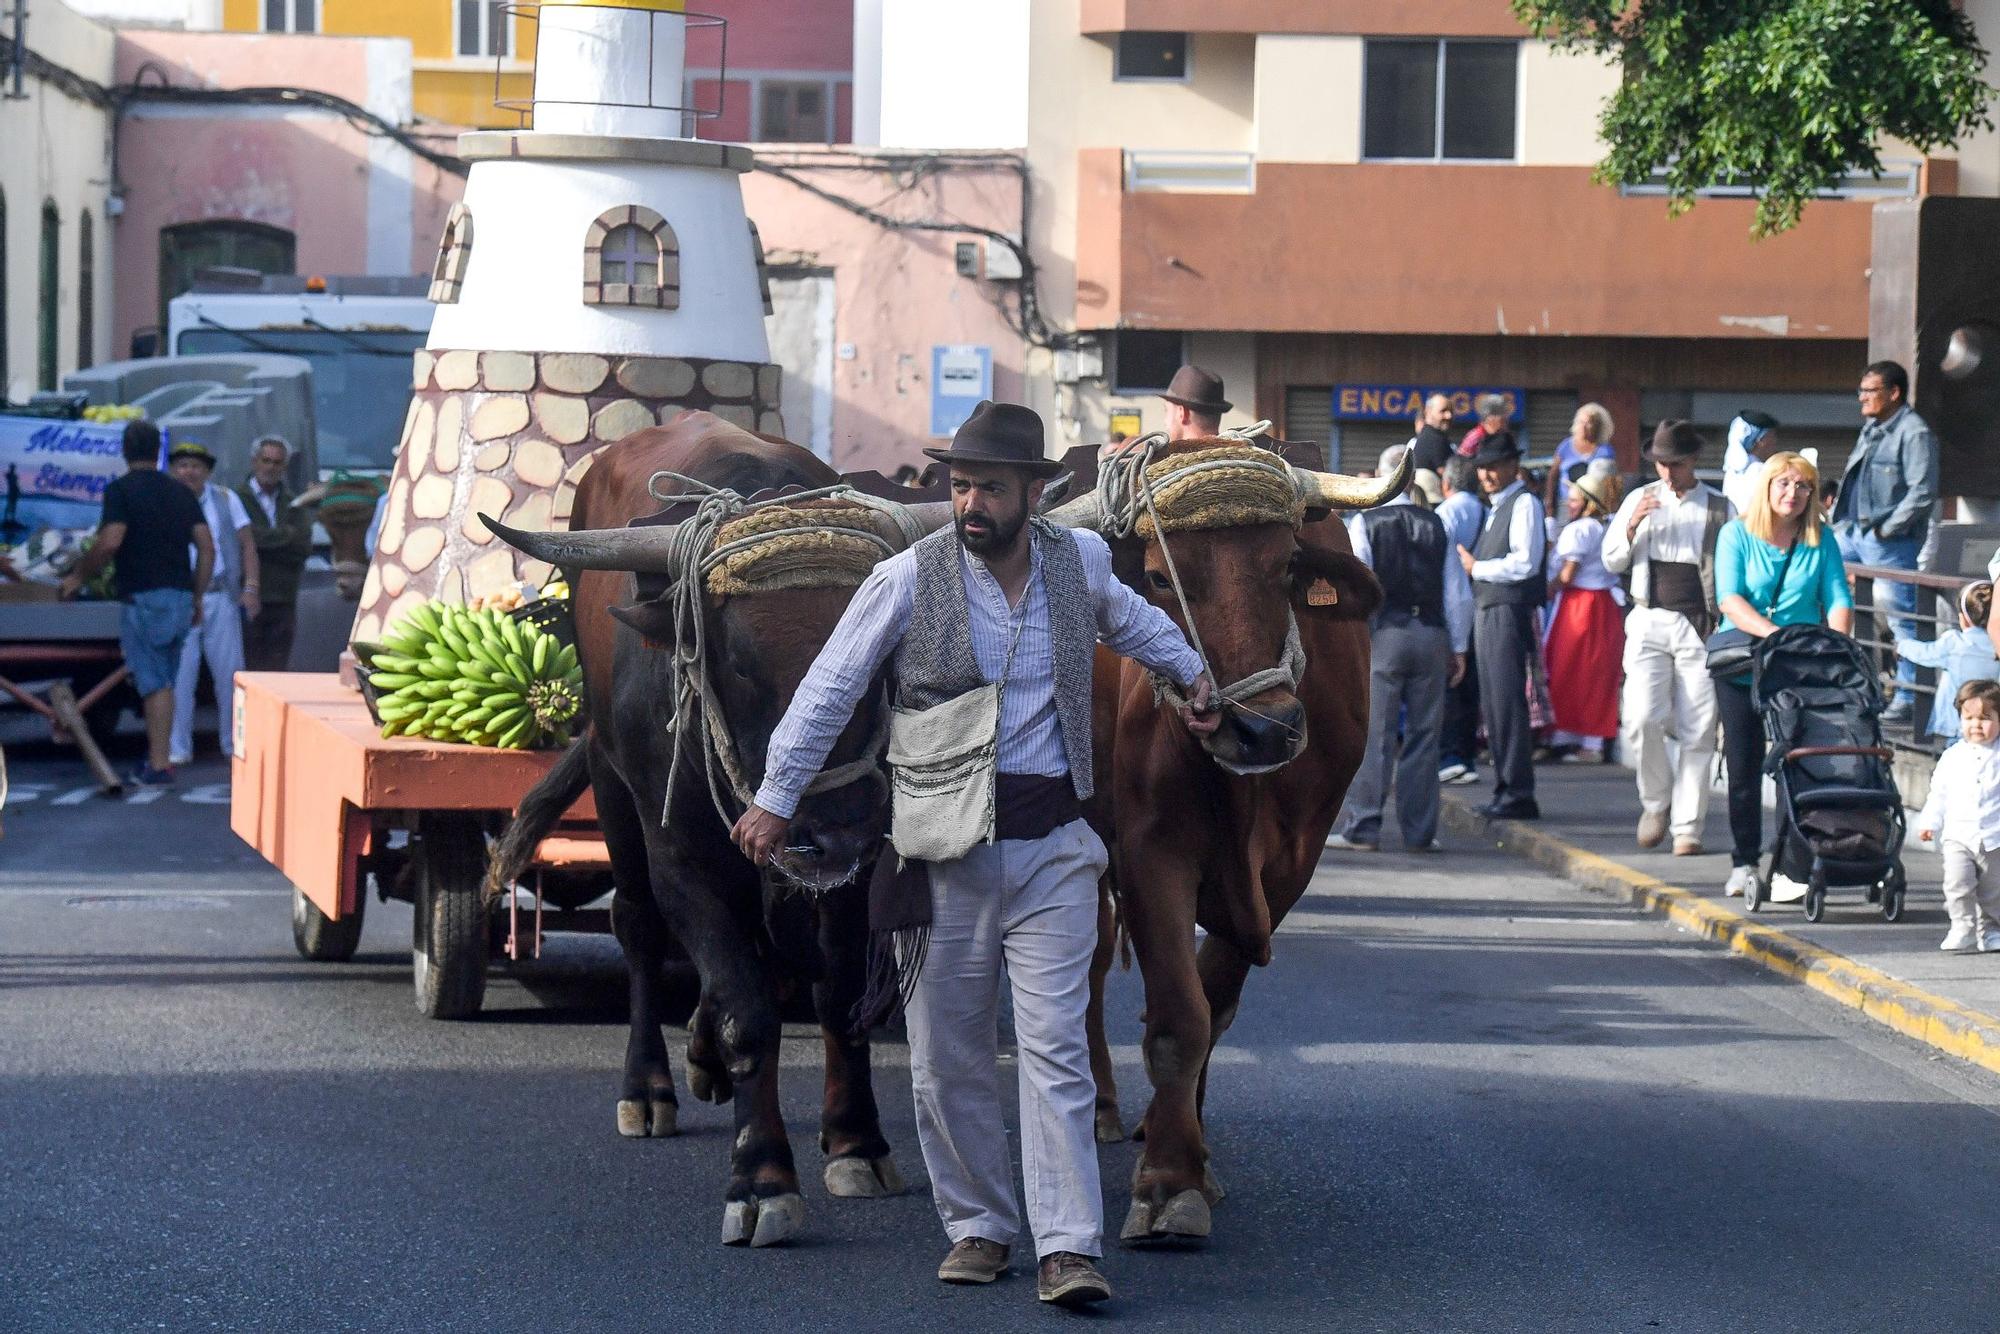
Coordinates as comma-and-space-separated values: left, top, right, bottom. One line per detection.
704, 500, 889, 596
1136, 445, 1304, 538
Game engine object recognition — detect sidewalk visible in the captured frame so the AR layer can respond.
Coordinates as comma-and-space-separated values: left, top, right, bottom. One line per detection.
1433, 759, 2000, 1075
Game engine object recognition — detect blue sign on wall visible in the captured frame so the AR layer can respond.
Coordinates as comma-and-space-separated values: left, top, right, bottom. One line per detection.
930, 344, 994, 438
0, 415, 149, 532
1331, 385, 1526, 423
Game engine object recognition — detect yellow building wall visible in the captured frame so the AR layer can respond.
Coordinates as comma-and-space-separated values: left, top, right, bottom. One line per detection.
220, 0, 532, 126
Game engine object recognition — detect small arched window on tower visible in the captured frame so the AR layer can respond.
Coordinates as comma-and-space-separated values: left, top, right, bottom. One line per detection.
747, 220, 774, 316
584, 206, 680, 310
428, 203, 474, 305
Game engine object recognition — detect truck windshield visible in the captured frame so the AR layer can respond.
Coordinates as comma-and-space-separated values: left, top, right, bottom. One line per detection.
175, 328, 424, 473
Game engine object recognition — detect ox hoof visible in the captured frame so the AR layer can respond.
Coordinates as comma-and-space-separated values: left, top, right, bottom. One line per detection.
615, 1100, 648, 1139
1201, 1164, 1225, 1205
824, 1155, 906, 1198
721, 1193, 807, 1248
1094, 1107, 1127, 1144
687, 1062, 732, 1106
1119, 1190, 1212, 1245
648, 1099, 680, 1138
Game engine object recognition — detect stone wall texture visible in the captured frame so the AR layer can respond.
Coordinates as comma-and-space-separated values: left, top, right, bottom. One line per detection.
351, 348, 785, 646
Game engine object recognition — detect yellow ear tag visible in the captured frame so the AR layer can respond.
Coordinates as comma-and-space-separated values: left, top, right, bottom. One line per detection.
1306, 578, 1339, 607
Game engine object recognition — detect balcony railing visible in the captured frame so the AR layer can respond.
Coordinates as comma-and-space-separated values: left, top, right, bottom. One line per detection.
1847, 562, 1980, 757
1619, 159, 1922, 202
1123, 150, 1257, 194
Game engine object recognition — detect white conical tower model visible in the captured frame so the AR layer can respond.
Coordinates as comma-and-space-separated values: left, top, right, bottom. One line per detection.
353, 0, 782, 646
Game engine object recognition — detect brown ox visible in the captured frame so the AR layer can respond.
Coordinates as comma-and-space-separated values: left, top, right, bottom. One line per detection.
1061, 437, 1396, 1243
486, 411, 941, 1247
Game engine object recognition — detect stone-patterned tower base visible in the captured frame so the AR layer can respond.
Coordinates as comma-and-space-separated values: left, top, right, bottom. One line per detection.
351, 347, 782, 645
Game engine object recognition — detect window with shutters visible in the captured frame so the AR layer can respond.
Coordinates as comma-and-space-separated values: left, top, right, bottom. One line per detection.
429, 204, 474, 305
457, 0, 511, 58
77, 210, 94, 371
1115, 33, 1188, 82
1110, 330, 1184, 393
583, 206, 680, 310
263, 0, 316, 32
38, 202, 59, 392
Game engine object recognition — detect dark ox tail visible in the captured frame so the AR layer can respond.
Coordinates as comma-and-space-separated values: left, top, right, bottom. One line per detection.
483, 737, 593, 903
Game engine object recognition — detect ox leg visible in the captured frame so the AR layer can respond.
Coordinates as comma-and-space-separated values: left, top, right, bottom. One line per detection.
812, 879, 903, 1199
686, 993, 734, 1105
644, 849, 803, 1247
1121, 868, 1215, 1244
1189, 932, 1257, 1206
1087, 876, 1126, 1143
602, 774, 680, 1141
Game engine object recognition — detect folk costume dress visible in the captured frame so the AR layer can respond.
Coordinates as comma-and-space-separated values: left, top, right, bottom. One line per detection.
1541, 515, 1624, 745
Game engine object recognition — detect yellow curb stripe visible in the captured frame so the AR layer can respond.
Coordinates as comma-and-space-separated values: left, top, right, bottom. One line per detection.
1439, 796, 2000, 1079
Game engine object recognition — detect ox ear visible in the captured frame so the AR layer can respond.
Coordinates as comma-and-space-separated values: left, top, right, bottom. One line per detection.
1290, 547, 1381, 623
609, 599, 678, 649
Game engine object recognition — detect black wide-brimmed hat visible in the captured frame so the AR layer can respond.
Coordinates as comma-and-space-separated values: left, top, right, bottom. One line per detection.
1472, 429, 1522, 465
1647, 419, 1704, 462
923, 400, 1066, 478
1160, 364, 1232, 415
167, 440, 217, 468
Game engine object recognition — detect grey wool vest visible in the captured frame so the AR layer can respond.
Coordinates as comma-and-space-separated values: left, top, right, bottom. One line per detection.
899, 518, 1098, 799
1472, 487, 1545, 608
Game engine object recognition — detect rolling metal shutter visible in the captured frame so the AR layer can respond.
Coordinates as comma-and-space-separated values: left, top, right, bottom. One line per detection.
1335, 420, 1418, 474
1525, 390, 1579, 464
1283, 387, 1333, 468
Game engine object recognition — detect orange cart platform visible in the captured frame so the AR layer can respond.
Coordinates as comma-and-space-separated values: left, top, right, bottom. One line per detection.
230, 671, 608, 1018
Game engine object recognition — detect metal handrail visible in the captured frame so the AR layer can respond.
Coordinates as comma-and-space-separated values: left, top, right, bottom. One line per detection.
1845, 562, 1983, 755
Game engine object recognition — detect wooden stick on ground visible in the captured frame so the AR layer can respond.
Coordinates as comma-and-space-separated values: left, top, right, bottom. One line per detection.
47, 682, 125, 796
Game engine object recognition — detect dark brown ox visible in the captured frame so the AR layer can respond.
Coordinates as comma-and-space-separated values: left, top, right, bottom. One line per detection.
484, 410, 942, 1247
1060, 437, 1396, 1244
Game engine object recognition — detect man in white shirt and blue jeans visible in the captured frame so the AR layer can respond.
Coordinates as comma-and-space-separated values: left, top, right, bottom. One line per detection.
732, 401, 1215, 1309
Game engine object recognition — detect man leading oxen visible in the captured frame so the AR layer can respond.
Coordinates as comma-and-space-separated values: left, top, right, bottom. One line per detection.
484, 411, 945, 1250
734, 401, 1219, 1309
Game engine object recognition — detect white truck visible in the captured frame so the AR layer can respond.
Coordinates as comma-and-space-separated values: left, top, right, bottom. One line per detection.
165, 272, 432, 477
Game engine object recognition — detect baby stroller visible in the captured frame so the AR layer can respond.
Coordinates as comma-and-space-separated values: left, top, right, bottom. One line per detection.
1746, 624, 1907, 922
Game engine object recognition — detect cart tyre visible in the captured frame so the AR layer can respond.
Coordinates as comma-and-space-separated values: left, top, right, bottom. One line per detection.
1883, 886, 1906, 923
292, 884, 364, 962
413, 815, 489, 1020
1745, 872, 1764, 913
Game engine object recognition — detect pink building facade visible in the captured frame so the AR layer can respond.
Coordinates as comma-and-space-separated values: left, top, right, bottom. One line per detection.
689, 0, 854, 145
111, 29, 464, 354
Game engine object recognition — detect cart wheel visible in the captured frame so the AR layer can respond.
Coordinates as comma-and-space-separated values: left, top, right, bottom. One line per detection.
1882, 885, 1906, 922
1745, 872, 1764, 913
412, 814, 489, 1020
291, 885, 364, 962
1804, 875, 1827, 924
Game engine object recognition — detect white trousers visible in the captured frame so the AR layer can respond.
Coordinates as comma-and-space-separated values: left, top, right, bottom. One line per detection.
170, 591, 243, 761
1621, 607, 1717, 842
1940, 840, 2000, 931
903, 818, 1107, 1260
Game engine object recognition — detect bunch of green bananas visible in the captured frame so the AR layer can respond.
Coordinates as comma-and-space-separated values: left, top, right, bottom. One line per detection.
82, 404, 145, 424
368, 600, 583, 749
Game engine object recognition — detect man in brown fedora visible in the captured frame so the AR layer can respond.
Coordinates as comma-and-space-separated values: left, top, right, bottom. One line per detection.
736, 400, 1216, 1309
1159, 364, 1231, 440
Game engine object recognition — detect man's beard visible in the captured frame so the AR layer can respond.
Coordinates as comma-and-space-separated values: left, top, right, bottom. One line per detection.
955, 501, 1029, 557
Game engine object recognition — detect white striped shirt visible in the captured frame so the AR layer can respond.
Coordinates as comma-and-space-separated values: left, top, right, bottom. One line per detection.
754, 529, 1203, 820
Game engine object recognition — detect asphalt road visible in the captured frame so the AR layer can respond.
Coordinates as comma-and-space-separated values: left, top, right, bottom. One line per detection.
5, 728, 2000, 1332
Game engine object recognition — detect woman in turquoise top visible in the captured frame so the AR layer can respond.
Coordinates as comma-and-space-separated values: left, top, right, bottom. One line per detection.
1714, 451, 1855, 896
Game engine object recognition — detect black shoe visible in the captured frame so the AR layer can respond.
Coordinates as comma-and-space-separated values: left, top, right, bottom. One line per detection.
1479, 799, 1540, 820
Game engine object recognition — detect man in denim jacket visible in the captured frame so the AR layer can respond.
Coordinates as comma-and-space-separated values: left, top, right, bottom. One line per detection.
1833, 359, 1940, 723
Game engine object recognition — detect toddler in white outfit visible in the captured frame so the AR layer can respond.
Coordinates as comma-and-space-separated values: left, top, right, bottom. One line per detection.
1915, 679, 2000, 952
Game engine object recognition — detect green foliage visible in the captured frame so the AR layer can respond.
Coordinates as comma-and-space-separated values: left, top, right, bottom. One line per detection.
1513, 0, 1994, 236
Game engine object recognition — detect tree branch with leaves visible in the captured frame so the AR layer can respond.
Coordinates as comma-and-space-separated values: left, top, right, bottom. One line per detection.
1513, 0, 1995, 236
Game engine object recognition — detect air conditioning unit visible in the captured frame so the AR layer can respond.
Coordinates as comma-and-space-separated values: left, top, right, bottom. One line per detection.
985, 233, 1024, 281
1053, 340, 1104, 385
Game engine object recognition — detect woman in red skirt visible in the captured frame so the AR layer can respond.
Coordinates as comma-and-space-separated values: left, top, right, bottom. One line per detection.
1544, 459, 1626, 759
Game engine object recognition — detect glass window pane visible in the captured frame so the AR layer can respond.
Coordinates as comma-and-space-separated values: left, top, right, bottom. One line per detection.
490, 2, 510, 57
264, 0, 287, 31
1363, 40, 1439, 159
1441, 41, 1518, 160
458, 0, 480, 56
294, 0, 316, 32
1112, 330, 1184, 393
1115, 32, 1187, 81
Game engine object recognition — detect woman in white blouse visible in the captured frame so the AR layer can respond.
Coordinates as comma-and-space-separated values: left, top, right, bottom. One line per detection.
1544, 459, 1626, 760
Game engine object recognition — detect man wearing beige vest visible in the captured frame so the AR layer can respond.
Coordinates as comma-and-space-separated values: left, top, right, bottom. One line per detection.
734, 401, 1214, 1309
1602, 421, 1735, 857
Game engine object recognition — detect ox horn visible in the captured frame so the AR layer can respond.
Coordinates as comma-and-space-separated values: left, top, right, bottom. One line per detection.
1043, 493, 1105, 532
478, 500, 959, 574
1292, 443, 1413, 511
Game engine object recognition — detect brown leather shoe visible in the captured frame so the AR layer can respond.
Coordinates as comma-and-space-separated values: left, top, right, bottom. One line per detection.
938, 1236, 1010, 1284
1037, 1251, 1111, 1307
1637, 810, 1669, 848
1673, 837, 1703, 856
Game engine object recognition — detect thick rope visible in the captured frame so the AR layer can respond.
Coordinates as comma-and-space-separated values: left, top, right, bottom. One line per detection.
643, 471, 896, 842
1094, 432, 1310, 767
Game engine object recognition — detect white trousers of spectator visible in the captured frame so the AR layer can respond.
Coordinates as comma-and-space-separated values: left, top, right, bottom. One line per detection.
170, 590, 243, 762
903, 818, 1107, 1261
1621, 606, 1716, 843
1940, 840, 2000, 932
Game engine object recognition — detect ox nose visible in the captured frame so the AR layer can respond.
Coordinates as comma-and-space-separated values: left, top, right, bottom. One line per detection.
1223, 699, 1307, 769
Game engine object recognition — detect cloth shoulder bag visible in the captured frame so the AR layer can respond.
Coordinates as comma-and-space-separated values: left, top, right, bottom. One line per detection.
1705, 534, 1799, 679
884, 611, 1025, 864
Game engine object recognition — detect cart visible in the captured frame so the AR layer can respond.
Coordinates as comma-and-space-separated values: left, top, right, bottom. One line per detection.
0, 597, 135, 793
230, 670, 614, 1018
